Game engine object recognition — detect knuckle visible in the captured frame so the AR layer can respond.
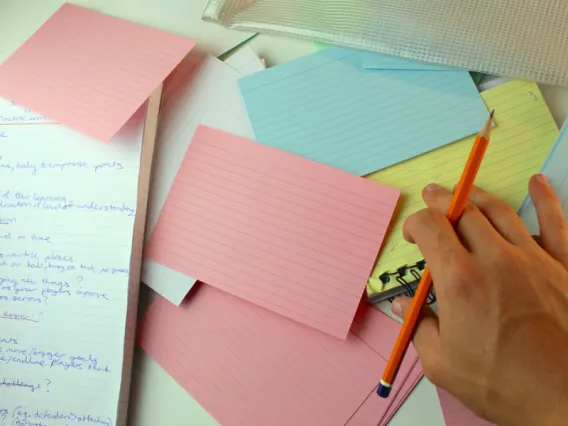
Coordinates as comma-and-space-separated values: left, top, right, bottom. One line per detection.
491, 242, 520, 267
554, 216, 568, 235
444, 255, 475, 296
405, 209, 434, 232
481, 197, 515, 217
460, 202, 481, 221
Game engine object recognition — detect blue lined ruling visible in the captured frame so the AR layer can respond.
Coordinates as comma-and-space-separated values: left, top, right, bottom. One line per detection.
239, 47, 489, 176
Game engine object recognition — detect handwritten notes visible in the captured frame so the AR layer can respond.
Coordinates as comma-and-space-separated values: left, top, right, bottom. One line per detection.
519, 119, 568, 233
0, 3, 193, 142
0, 105, 144, 422
139, 285, 413, 426
144, 126, 399, 338
0, 98, 54, 125
143, 53, 255, 305
239, 47, 488, 176
367, 80, 558, 292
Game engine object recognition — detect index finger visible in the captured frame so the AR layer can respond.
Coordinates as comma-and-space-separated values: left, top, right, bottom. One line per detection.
403, 208, 469, 274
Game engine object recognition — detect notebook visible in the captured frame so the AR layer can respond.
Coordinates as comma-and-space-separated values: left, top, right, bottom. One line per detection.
519, 119, 568, 233
138, 285, 419, 426
0, 98, 54, 125
0, 3, 193, 142
144, 125, 400, 338
0, 86, 161, 425
437, 388, 496, 426
142, 51, 258, 306
367, 80, 558, 294
238, 47, 488, 176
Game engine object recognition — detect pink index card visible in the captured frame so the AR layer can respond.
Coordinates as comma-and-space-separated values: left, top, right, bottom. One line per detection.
381, 360, 423, 426
348, 302, 421, 425
138, 284, 387, 426
144, 125, 400, 339
350, 301, 407, 361
0, 3, 194, 142
345, 357, 421, 426
437, 387, 496, 426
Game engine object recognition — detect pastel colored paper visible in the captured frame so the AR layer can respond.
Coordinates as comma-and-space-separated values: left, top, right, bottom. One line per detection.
143, 52, 255, 305
347, 358, 422, 426
224, 45, 266, 75
519, 118, 568, 233
367, 80, 558, 293
362, 52, 456, 71
0, 3, 194, 142
239, 47, 487, 176
144, 126, 400, 339
382, 361, 423, 425
139, 286, 382, 426
349, 302, 421, 425
138, 285, 413, 426
437, 388, 496, 426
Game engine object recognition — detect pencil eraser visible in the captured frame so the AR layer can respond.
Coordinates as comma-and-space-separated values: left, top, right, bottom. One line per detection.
377, 383, 391, 398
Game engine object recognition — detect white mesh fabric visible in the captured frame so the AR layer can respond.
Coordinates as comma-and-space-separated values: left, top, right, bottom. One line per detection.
204, 0, 568, 86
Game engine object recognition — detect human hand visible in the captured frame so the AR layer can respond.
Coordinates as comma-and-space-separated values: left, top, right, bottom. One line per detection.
392, 174, 568, 426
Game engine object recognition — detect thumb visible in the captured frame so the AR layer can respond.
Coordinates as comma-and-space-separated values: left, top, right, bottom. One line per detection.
392, 297, 443, 380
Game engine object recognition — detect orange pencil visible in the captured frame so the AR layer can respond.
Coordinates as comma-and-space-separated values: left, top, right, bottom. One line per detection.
377, 110, 495, 398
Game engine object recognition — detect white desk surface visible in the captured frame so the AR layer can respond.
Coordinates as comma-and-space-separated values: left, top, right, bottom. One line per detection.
1, 1, 567, 425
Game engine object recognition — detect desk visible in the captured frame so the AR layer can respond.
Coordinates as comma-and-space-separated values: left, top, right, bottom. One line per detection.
1, 1, 567, 425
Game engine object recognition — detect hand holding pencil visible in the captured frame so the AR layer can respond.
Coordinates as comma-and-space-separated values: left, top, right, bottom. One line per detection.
378, 110, 495, 398
377, 113, 568, 426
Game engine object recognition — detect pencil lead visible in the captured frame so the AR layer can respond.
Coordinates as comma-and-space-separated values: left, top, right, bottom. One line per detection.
490, 109, 495, 118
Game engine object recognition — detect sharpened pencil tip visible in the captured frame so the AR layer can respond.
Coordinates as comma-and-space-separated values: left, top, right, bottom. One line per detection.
490, 109, 495, 118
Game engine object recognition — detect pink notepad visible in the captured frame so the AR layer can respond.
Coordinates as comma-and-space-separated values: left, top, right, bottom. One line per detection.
144, 125, 400, 338
0, 4, 194, 142
138, 285, 413, 426
437, 387, 496, 426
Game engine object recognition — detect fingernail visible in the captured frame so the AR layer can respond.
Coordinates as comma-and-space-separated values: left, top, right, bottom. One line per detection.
424, 183, 440, 193
391, 301, 402, 318
535, 174, 549, 185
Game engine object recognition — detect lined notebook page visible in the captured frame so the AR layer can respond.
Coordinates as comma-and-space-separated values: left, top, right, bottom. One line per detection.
0, 98, 54, 125
519, 119, 568, 233
437, 388, 495, 426
144, 125, 400, 339
0, 3, 194, 142
239, 47, 488, 176
0, 104, 144, 424
367, 80, 558, 292
143, 53, 254, 306
138, 286, 394, 426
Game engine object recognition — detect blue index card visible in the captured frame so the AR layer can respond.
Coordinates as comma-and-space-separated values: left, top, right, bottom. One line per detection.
519, 120, 568, 234
239, 47, 488, 176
